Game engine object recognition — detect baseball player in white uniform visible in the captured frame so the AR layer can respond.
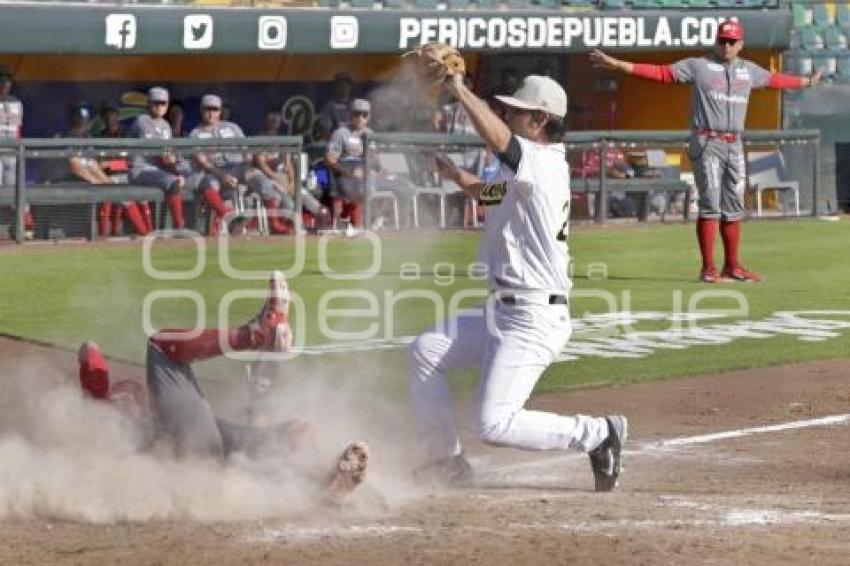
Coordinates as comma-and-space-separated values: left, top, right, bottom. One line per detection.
410, 74, 627, 491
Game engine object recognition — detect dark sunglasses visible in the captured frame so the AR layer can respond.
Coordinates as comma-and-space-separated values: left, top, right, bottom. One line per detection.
202, 106, 221, 111
352, 111, 369, 118
717, 38, 739, 46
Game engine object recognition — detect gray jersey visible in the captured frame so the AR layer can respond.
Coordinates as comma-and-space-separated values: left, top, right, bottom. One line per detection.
0, 95, 23, 140
190, 121, 246, 167
128, 114, 173, 170
671, 56, 771, 133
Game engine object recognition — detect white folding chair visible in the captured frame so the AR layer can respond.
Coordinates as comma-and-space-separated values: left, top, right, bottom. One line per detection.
367, 155, 401, 230
234, 184, 268, 235
746, 151, 801, 217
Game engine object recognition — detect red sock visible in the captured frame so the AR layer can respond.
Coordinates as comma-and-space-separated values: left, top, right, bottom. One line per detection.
302, 211, 316, 230
350, 203, 363, 227
98, 201, 113, 236
141, 202, 155, 233
150, 327, 253, 364
78, 343, 110, 399
696, 218, 718, 271
124, 201, 149, 235
203, 188, 227, 217
264, 200, 292, 235
23, 208, 34, 230
167, 193, 185, 230
720, 219, 741, 271
112, 205, 125, 236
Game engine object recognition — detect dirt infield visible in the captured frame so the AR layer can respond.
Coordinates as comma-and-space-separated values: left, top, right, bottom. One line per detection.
1, 336, 849, 565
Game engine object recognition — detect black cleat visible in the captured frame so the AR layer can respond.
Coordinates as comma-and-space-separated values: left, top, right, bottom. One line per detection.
588, 415, 628, 492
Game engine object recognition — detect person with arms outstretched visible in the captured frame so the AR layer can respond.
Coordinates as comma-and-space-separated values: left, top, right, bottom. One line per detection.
590, 20, 821, 282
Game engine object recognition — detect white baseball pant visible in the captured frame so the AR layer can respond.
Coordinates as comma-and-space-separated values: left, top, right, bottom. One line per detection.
409, 295, 610, 461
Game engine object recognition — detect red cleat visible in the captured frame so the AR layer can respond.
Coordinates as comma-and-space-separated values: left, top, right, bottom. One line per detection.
244, 271, 291, 351
78, 341, 110, 399
721, 266, 764, 283
699, 267, 720, 283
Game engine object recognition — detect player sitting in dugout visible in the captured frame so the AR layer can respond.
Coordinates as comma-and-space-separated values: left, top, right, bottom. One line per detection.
56, 103, 151, 237
253, 109, 332, 231
190, 95, 294, 236
75, 271, 369, 505
127, 87, 201, 232
324, 98, 420, 229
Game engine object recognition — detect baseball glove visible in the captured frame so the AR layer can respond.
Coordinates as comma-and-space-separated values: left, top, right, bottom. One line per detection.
402, 42, 466, 85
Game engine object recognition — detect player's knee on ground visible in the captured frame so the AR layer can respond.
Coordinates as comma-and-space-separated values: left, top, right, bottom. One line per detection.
475, 406, 516, 446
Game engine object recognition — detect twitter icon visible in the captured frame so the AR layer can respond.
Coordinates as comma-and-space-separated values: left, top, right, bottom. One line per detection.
184, 14, 213, 49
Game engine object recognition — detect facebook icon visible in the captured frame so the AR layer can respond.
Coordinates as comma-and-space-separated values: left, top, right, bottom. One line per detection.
105, 14, 137, 50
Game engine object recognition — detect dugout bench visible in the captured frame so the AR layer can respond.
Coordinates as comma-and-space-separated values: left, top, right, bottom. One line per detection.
572, 177, 693, 222
0, 184, 198, 241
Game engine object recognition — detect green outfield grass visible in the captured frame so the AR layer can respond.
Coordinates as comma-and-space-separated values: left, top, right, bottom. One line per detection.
1, 218, 849, 393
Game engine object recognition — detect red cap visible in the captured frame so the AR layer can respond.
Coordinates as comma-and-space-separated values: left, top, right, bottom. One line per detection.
717, 20, 744, 41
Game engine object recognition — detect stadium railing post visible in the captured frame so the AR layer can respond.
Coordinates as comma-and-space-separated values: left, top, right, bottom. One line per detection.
596, 138, 609, 224
13, 143, 25, 244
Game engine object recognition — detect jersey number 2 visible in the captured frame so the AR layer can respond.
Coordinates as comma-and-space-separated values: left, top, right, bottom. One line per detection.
556, 200, 570, 241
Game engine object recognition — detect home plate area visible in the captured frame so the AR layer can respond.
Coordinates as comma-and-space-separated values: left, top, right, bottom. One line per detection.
233, 360, 850, 566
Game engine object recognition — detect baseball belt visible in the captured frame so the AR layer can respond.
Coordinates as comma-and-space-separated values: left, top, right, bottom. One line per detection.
497, 294, 568, 306
696, 129, 739, 143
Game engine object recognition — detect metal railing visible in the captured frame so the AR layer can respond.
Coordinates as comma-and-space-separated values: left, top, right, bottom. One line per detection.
0, 135, 303, 243
0, 128, 821, 243
563, 129, 821, 222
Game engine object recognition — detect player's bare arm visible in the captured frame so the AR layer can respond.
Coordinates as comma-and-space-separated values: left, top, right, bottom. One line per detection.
323, 150, 349, 179
433, 152, 483, 200
445, 73, 512, 154
196, 152, 237, 188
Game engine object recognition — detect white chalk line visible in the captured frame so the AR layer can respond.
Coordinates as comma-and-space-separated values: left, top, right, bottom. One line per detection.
484, 412, 850, 477
249, 413, 850, 544
649, 413, 850, 449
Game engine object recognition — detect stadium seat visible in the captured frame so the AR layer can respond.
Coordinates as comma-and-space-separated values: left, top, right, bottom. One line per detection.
836, 55, 850, 82
382, 0, 405, 6
414, 0, 439, 7
564, 0, 596, 6
839, 4, 850, 32
825, 27, 848, 50
657, 0, 688, 7
714, 0, 738, 8
686, 0, 713, 8
446, 0, 471, 7
814, 53, 837, 77
532, 0, 560, 8
788, 53, 813, 76
737, 0, 766, 8
800, 26, 825, 50
601, 0, 626, 8
630, 0, 661, 8
812, 4, 832, 29
349, 0, 375, 7
792, 4, 813, 27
